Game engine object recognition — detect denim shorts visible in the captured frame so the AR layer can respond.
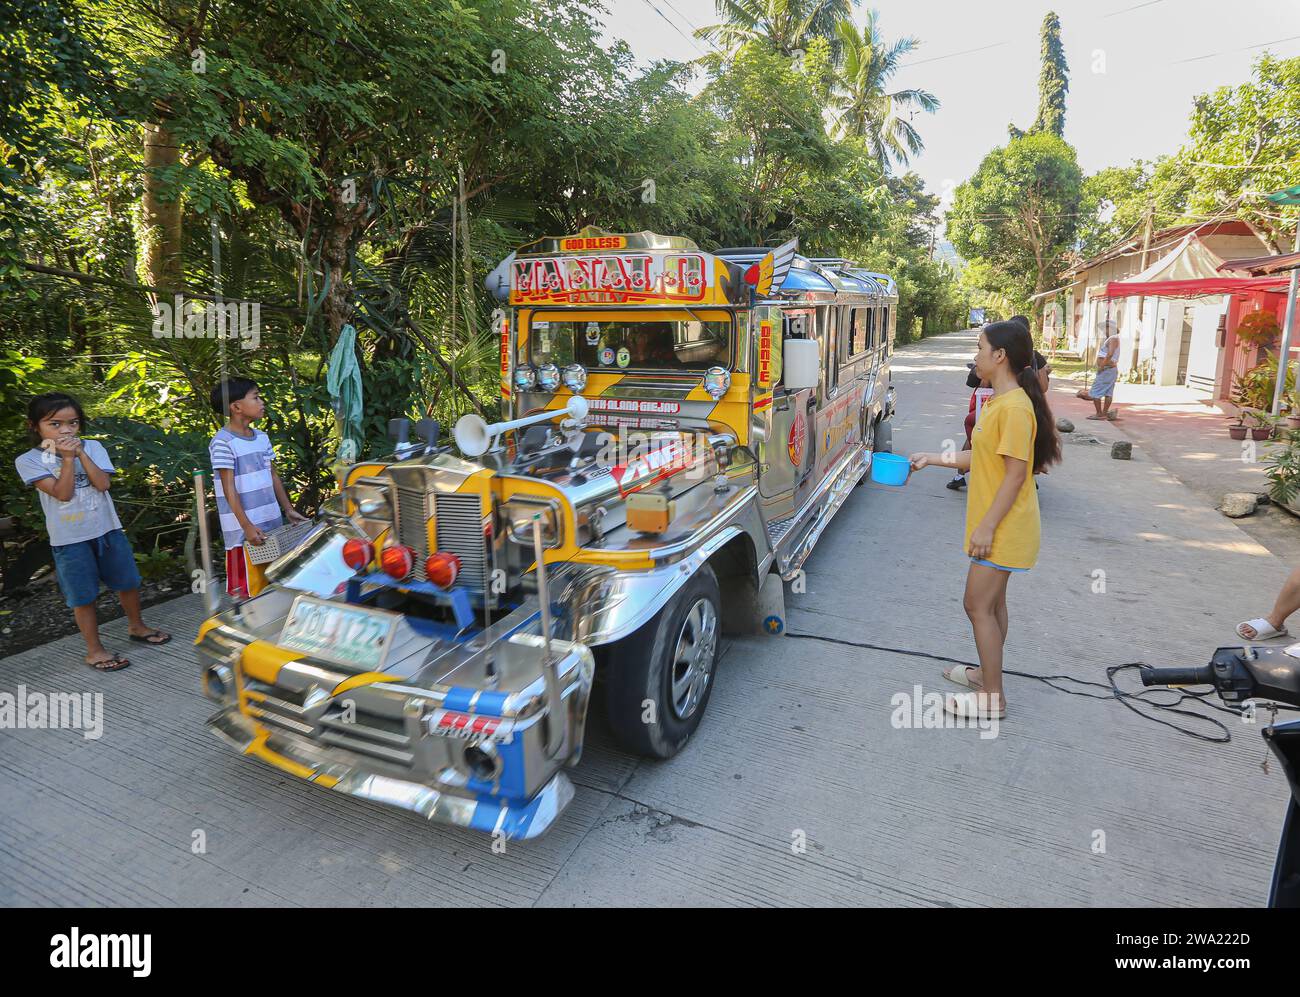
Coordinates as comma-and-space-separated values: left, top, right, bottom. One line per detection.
50, 529, 142, 608
969, 556, 1029, 574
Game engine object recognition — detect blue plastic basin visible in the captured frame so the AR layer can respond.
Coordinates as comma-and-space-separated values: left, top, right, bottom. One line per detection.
870, 452, 911, 486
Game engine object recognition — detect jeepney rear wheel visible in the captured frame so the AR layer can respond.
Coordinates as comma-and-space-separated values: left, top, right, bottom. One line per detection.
603, 564, 721, 759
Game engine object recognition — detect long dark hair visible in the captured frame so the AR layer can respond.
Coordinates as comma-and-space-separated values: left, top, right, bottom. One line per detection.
983, 319, 1061, 473
26, 392, 87, 447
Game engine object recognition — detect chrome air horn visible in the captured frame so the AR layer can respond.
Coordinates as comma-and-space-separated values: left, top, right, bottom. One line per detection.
453, 395, 589, 458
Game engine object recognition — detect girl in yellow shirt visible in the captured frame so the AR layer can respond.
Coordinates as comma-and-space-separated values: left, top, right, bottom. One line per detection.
909, 321, 1061, 720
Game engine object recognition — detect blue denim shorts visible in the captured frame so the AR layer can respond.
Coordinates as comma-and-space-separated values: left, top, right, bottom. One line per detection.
970, 557, 1029, 573
50, 529, 142, 608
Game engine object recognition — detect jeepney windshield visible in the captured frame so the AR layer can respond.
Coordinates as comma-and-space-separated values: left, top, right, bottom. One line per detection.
527, 311, 731, 371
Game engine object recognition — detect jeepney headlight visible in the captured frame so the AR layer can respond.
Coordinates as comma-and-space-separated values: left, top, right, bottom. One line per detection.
514, 365, 538, 391
347, 482, 391, 520
500, 498, 563, 548
536, 363, 561, 392
562, 363, 587, 393
703, 366, 731, 400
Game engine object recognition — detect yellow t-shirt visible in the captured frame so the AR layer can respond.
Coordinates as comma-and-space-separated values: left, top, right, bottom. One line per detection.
965, 387, 1040, 569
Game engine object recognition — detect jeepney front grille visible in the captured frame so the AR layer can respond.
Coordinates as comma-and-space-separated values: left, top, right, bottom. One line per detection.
241, 678, 416, 769
394, 485, 431, 576
393, 485, 487, 589
434, 493, 488, 590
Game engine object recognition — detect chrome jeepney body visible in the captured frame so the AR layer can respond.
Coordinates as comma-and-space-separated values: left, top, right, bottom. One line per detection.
196, 228, 898, 839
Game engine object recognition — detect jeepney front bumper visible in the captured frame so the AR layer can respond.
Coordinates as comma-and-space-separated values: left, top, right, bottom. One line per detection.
197, 616, 594, 841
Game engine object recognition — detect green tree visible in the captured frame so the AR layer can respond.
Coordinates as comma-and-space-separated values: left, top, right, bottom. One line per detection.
696, 0, 856, 57
1031, 12, 1068, 137
830, 12, 938, 168
1181, 54, 1300, 252
947, 132, 1083, 318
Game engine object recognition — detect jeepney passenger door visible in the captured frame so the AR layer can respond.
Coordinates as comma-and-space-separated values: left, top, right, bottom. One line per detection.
757, 310, 814, 502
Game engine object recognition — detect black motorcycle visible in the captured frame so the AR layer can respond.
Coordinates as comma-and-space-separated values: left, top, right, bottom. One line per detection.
1143, 646, 1300, 907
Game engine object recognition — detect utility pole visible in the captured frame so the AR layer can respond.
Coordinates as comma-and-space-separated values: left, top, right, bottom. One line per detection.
1264, 186, 1300, 416
1270, 213, 1300, 416
1133, 200, 1155, 373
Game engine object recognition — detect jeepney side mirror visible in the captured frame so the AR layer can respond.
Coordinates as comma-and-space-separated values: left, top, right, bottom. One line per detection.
783, 339, 819, 391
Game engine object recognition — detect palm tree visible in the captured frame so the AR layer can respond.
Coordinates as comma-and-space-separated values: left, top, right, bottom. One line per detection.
695, 0, 855, 58
831, 12, 938, 168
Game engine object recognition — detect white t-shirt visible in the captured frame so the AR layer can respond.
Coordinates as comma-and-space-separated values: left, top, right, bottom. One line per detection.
209, 426, 283, 549
14, 439, 124, 546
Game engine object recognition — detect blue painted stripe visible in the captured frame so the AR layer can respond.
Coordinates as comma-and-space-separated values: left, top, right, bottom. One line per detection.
443, 686, 475, 711
473, 690, 509, 717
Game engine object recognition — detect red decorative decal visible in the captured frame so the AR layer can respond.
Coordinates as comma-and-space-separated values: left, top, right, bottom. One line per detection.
511, 254, 707, 304
787, 412, 806, 466
610, 438, 696, 497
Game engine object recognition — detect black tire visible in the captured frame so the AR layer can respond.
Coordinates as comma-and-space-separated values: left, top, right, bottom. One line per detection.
873, 417, 893, 453
603, 564, 721, 759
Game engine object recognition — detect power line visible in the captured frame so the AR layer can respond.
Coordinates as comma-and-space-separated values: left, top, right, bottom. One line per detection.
1173, 33, 1300, 65
1102, 0, 1165, 19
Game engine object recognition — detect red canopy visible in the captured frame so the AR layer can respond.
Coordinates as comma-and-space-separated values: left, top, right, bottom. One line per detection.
1101, 275, 1290, 299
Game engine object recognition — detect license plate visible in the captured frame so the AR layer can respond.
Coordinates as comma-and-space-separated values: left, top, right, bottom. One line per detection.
279, 597, 398, 671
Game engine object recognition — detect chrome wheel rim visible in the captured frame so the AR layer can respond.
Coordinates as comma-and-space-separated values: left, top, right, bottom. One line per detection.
669, 598, 718, 720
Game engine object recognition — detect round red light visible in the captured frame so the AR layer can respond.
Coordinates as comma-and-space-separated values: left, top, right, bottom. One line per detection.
380, 544, 415, 580
342, 538, 375, 570
425, 551, 462, 589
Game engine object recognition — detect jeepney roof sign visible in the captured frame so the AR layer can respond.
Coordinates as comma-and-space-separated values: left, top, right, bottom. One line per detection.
508, 248, 747, 307
523, 227, 701, 256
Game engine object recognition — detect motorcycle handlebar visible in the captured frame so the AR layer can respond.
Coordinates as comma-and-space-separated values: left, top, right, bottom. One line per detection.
1140, 665, 1215, 687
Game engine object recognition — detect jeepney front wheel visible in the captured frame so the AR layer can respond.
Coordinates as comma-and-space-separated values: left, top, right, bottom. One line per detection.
604, 564, 721, 759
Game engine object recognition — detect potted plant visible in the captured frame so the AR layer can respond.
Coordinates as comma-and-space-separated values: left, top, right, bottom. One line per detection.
1286, 390, 1300, 430
1247, 408, 1277, 441
1228, 409, 1249, 440
1265, 432, 1300, 515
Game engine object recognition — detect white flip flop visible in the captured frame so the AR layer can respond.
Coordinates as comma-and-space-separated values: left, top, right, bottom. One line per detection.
944, 691, 1005, 721
943, 664, 982, 689
1237, 618, 1288, 641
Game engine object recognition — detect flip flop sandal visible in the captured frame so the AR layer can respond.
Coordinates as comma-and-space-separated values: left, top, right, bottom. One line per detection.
1237, 618, 1288, 641
86, 653, 131, 672
943, 664, 983, 689
129, 630, 172, 646
944, 691, 1005, 721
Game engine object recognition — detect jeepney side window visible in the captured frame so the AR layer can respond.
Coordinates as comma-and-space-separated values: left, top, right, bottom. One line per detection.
839, 307, 853, 364
824, 307, 837, 395
882, 305, 891, 356
851, 307, 868, 355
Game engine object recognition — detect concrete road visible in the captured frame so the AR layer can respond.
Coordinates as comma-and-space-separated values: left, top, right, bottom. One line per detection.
1, 331, 1292, 906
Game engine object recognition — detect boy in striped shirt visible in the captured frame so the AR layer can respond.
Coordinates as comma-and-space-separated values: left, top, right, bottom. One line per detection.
208, 377, 306, 598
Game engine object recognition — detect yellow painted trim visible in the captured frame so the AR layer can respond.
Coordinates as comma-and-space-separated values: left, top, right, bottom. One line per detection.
244, 729, 336, 786
529, 308, 735, 324
330, 671, 398, 697
195, 617, 222, 645
240, 640, 304, 685
345, 463, 389, 487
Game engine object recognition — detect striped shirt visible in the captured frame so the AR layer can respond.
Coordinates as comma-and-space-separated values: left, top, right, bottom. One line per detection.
210, 427, 283, 549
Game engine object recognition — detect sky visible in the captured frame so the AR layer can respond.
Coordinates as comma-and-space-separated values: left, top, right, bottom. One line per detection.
598, 0, 1300, 213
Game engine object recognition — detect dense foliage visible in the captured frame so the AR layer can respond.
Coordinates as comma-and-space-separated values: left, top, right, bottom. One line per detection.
0, 0, 962, 589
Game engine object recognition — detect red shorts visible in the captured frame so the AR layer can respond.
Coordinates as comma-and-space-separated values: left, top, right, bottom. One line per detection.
225, 547, 250, 599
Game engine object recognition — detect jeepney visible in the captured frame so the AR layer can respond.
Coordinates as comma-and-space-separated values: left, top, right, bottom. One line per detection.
195, 228, 898, 840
